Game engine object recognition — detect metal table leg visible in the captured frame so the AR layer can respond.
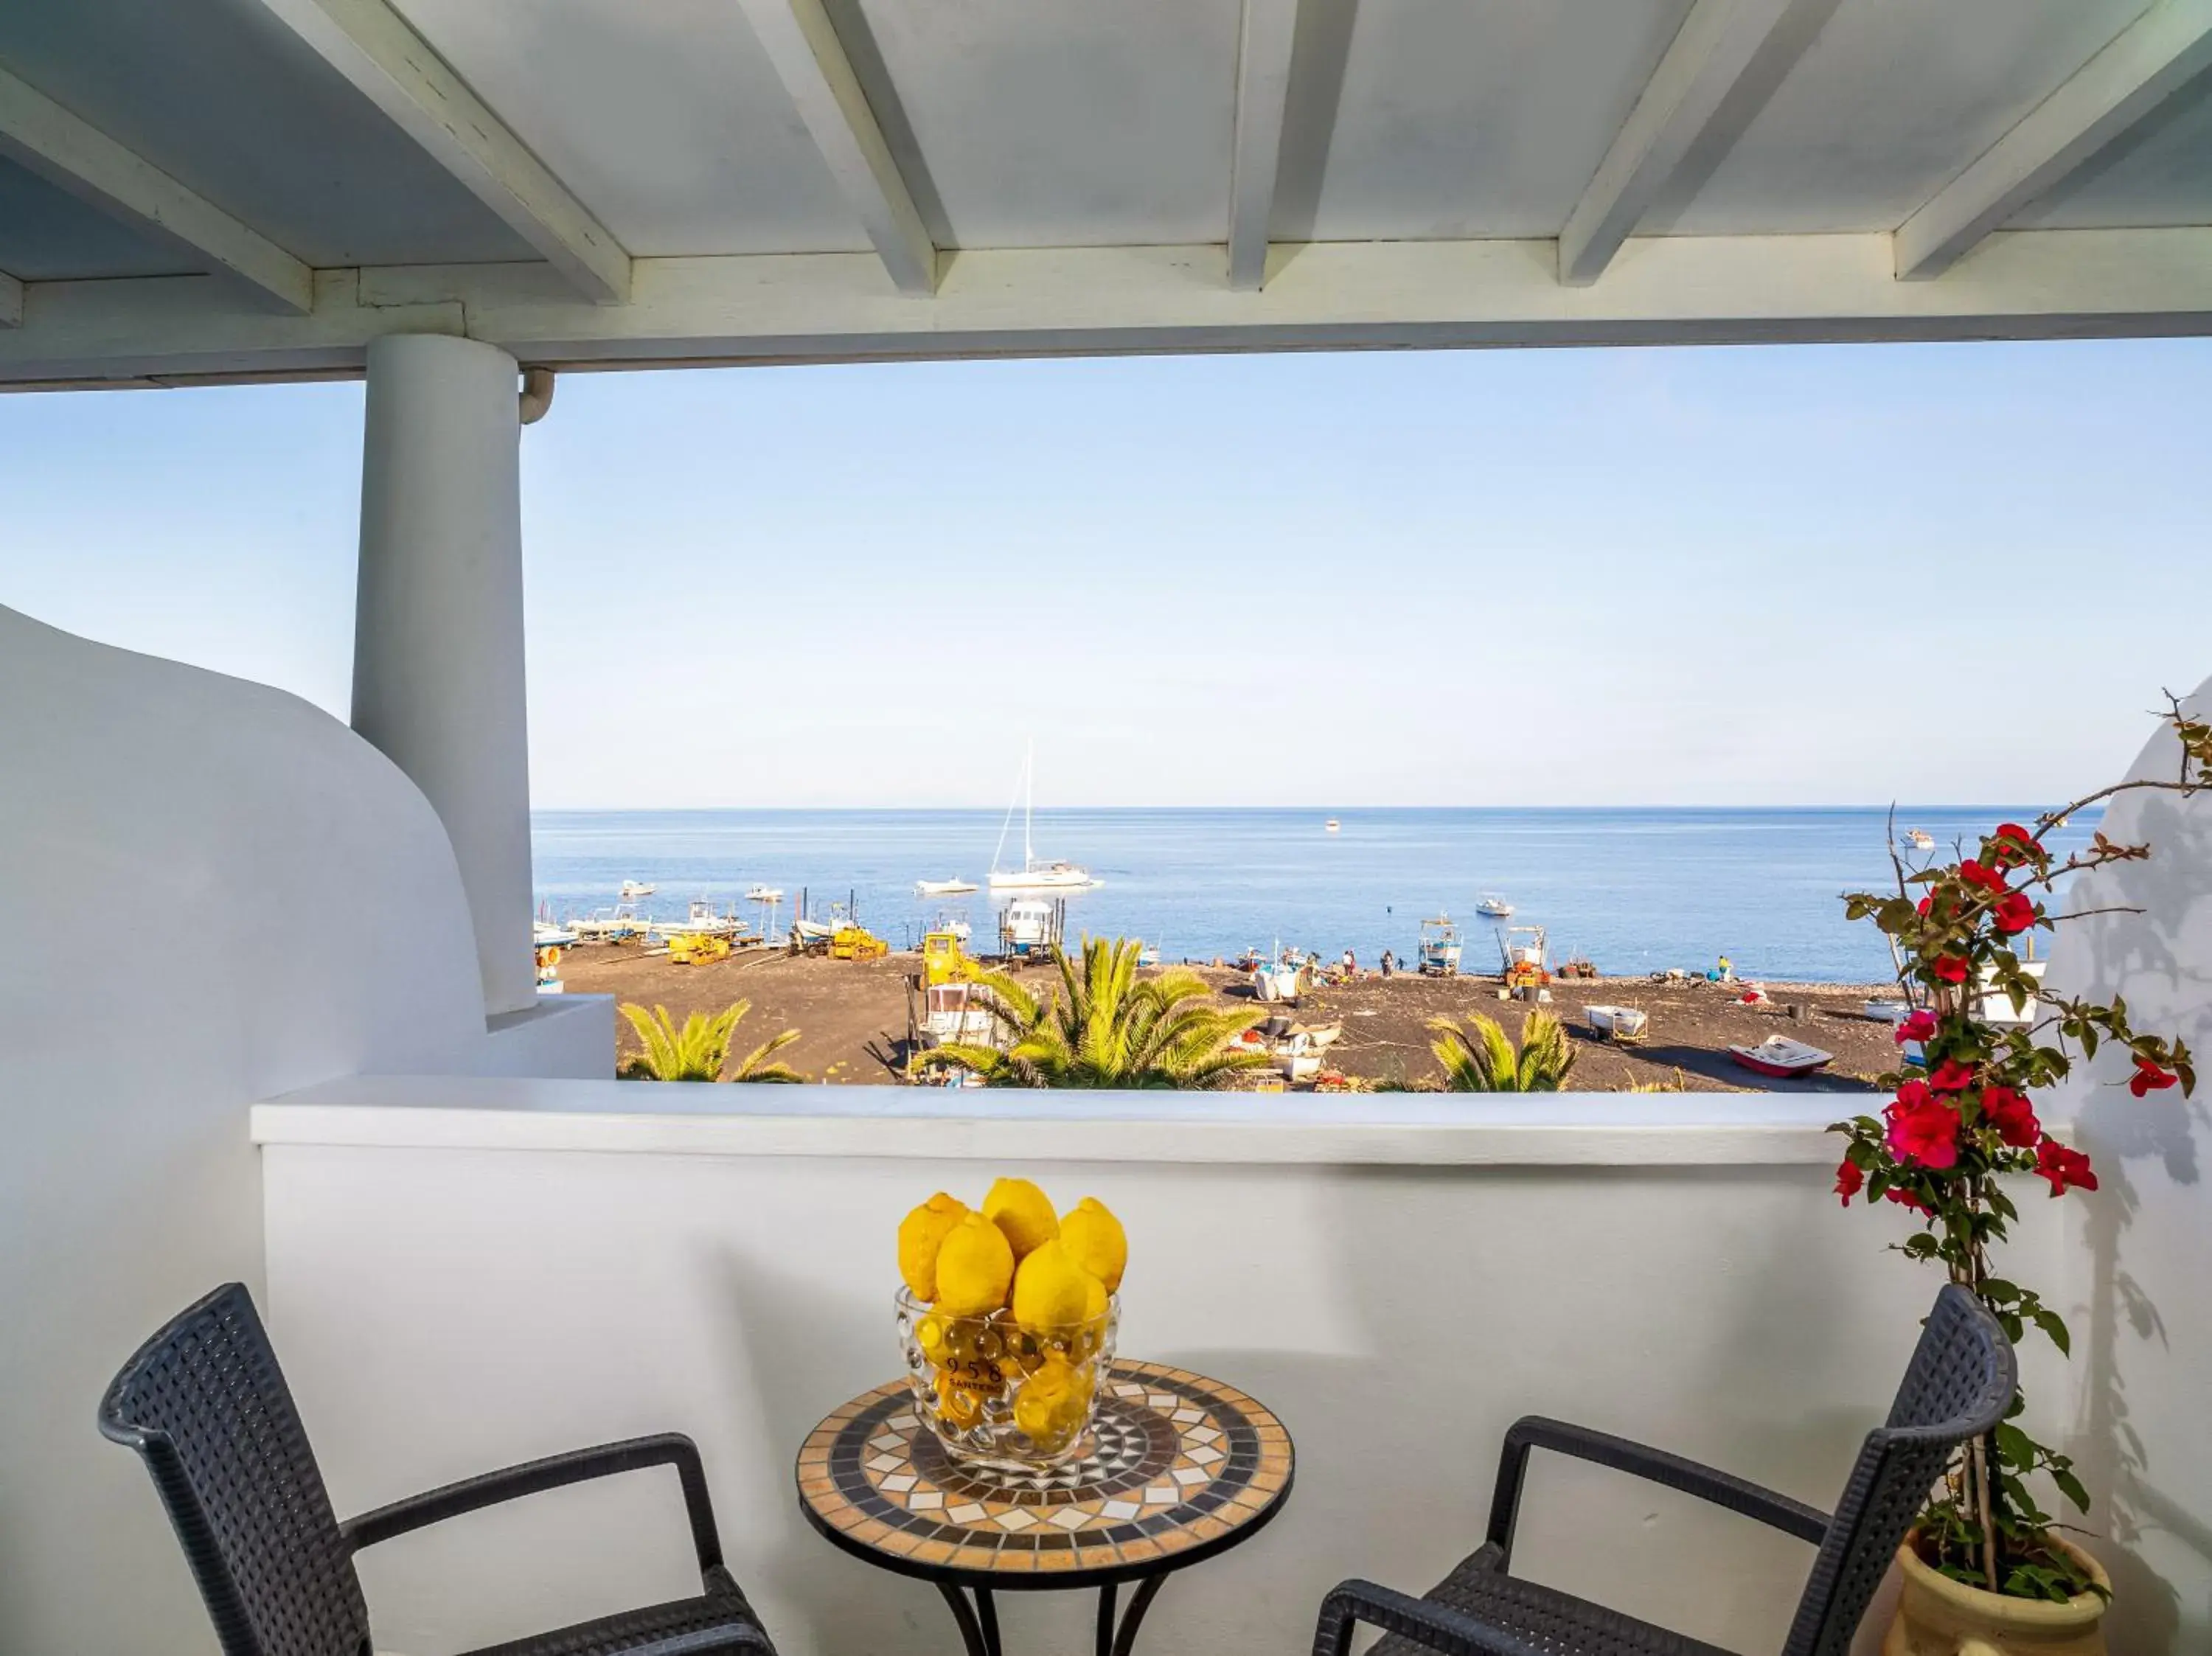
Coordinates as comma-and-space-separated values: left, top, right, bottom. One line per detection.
1098, 1574, 1166, 1656
936, 1582, 1002, 1656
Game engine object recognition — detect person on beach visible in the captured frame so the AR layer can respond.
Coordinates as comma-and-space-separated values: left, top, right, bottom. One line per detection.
1342, 948, 1356, 978
1380, 950, 1394, 978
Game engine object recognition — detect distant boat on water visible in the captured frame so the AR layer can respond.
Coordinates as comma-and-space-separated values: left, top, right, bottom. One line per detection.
619, 878, 656, 899
989, 742, 1094, 891
745, 884, 785, 902
917, 877, 978, 896
1475, 894, 1514, 918
1902, 829, 1935, 851
1325, 818, 1340, 834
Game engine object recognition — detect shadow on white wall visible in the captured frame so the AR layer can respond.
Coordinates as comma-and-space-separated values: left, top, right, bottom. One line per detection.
2045, 672, 2212, 1656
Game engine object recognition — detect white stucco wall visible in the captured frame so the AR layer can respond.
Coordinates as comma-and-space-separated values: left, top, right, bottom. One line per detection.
2044, 672, 2212, 1656
0, 604, 606, 1653
255, 1099, 2068, 1656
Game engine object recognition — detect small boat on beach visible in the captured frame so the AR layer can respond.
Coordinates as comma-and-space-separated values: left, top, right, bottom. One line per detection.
1863, 998, 1912, 1023
619, 879, 656, 900
1417, 916, 1463, 978
1585, 1005, 1648, 1043
1475, 894, 1513, 918
917, 877, 978, 896
1728, 1036, 1834, 1079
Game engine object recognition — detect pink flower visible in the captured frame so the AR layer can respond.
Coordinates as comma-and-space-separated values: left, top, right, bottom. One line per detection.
1887, 1098, 1961, 1171
1928, 1059, 1978, 1094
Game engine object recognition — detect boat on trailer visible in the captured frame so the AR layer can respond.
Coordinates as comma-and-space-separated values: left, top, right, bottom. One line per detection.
1728, 1036, 1834, 1079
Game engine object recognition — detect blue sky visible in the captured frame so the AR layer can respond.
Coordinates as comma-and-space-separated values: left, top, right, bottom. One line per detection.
2, 339, 2206, 808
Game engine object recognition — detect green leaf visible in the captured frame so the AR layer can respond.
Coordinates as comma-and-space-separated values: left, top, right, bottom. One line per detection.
2032, 1307, 2071, 1357
2053, 1466, 2090, 1513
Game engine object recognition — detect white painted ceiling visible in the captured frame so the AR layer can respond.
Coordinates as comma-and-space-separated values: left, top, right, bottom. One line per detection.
0, 0, 2207, 290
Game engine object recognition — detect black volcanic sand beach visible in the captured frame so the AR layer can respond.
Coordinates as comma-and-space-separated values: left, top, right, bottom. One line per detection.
557, 943, 1897, 1093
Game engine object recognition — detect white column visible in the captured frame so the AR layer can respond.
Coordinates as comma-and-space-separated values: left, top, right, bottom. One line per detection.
352, 333, 535, 1016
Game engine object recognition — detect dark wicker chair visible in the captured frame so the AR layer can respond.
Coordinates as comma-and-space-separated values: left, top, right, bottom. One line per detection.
99, 1281, 773, 1656
1313, 1284, 2014, 1656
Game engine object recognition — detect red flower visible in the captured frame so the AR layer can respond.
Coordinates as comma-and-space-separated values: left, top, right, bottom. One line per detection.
1980, 1085, 2040, 1148
1884, 1186, 1935, 1217
2034, 1135, 2098, 1197
1887, 1097, 1961, 1170
2129, 1058, 2180, 1098
1990, 823, 2038, 868
1929, 1059, 1978, 1093
1960, 860, 2007, 894
1834, 1158, 1865, 1206
1888, 1079, 1933, 1114
1930, 956, 1970, 985
1916, 895, 1934, 917
1993, 893, 2037, 935
1895, 1009, 1938, 1046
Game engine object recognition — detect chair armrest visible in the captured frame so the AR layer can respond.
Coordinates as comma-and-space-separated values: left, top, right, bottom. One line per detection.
340, 1432, 724, 1575
1485, 1416, 1829, 1570
1312, 1579, 1548, 1656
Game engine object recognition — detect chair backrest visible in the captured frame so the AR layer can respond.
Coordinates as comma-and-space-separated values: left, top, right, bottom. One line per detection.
99, 1282, 372, 1656
1779, 1284, 2016, 1656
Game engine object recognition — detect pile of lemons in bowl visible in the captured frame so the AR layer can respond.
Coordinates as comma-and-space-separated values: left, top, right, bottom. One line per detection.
897, 1178, 1127, 1466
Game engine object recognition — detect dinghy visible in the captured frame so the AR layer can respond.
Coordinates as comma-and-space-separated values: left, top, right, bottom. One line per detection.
1728, 1036, 1834, 1079
1585, 1005, 1648, 1043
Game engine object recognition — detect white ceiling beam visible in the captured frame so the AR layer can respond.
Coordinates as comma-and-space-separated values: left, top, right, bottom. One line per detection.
0, 66, 313, 314
1228, 0, 1301, 291
1896, 0, 2212, 280
1559, 0, 1818, 287
733, 0, 937, 296
6, 230, 2212, 386
0, 270, 21, 329
248, 0, 633, 304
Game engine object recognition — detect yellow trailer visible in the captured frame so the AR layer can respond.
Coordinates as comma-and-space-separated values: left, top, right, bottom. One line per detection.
667, 931, 733, 965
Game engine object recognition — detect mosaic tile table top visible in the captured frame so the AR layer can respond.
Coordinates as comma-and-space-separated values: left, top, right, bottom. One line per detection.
796, 1360, 1293, 1586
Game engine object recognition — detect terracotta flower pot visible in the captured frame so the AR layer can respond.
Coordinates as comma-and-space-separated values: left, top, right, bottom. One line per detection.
1883, 1534, 2111, 1656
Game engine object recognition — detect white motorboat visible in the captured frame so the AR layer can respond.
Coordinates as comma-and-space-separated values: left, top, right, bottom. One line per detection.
998, 897, 1061, 957
619, 879, 656, 900
1324, 818, 1340, 834
745, 884, 785, 902
650, 899, 743, 939
1728, 1036, 1834, 1079
1475, 894, 1514, 918
1902, 829, 1935, 852
532, 920, 580, 948
917, 877, 979, 896
988, 741, 1093, 891
1585, 1005, 1648, 1042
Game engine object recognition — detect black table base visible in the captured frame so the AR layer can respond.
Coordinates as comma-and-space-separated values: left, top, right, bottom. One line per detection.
936, 1574, 1166, 1656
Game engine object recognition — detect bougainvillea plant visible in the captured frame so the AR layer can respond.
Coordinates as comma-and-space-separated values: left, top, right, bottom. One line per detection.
1835, 697, 2211, 1602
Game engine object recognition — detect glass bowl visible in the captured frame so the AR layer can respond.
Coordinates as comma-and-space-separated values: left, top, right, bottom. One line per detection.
895, 1284, 1120, 1469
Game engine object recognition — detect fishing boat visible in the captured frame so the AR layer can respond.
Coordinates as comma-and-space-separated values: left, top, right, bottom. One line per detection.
1324, 818, 1340, 834
1728, 1036, 1834, 1078
649, 899, 743, 940
1417, 916, 1462, 978
1585, 1005, 1648, 1043
988, 742, 1093, 890
917, 877, 978, 896
1475, 894, 1514, 918
745, 884, 785, 902
1901, 829, 1935, 852
998, 896, 1062, 957
619, 878, 656, 900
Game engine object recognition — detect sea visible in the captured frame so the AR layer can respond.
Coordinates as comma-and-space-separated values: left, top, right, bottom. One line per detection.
532, 807, 2098, 985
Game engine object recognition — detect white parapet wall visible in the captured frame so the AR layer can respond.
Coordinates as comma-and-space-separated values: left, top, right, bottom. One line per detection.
255, 1082, 2072, 1656
0, 604, 611, 1655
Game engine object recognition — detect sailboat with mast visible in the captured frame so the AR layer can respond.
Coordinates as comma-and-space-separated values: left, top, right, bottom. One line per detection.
988, 742, 1094, 891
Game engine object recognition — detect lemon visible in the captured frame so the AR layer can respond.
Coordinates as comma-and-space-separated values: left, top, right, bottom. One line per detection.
1059, 1197, 1127, 1293
898, 1192, 968, 1301
984, 1177, 1060, 1259
1012, 1239, 1098, 1330
933, 1211, 1016, 1315
1082, 1271, 1108, 1326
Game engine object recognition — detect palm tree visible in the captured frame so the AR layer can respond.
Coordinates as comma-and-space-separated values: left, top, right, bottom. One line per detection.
922, 936, 1270, 1089
1427, 1009, 1579, 1092
619, 999, 806, 1082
